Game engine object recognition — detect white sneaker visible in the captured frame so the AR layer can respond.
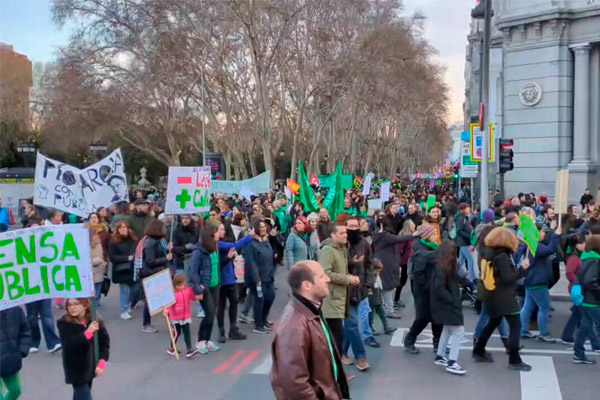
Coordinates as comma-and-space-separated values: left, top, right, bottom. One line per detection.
48, 343, 62, 353
197, 309, 205, 318
29, 347, 39, 354
446, 362, 467, 375
142, 325, 158, 334
206, 340, 220, 352
120, 312, 133, 320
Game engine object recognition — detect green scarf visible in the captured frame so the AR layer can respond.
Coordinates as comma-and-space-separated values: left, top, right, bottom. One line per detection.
420, 238, 439, 250
210, 251, 220, 287
581, 251, 600, 261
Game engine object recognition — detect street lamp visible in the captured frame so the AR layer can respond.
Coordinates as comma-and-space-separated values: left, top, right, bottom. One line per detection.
200, 34, 242, 166
89, 141, 108, 161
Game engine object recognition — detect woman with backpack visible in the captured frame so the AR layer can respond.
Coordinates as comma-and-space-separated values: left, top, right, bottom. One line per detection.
472, 227, 532, 371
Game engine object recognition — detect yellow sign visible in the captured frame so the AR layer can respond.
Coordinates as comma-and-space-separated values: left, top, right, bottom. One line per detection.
469, 123, 495, 162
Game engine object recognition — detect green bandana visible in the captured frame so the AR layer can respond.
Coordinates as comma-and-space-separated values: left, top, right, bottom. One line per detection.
420, 238, 439, 250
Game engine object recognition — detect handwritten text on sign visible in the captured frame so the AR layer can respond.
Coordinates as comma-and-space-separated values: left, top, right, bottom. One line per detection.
165, 166, 212, 214
0, 224, 93, 310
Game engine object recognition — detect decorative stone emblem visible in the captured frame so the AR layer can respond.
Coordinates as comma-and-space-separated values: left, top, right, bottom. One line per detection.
519, 81, 543, 107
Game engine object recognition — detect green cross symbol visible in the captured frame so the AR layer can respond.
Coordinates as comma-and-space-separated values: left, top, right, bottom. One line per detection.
176, 189, 192, 209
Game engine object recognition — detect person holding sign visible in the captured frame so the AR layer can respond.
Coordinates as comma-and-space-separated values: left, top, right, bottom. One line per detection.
163, 274, 201, 358
57, 298, 110, 400
140, 220, 173, 334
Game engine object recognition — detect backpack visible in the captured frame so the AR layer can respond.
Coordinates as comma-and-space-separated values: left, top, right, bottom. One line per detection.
480, 259, 496, 291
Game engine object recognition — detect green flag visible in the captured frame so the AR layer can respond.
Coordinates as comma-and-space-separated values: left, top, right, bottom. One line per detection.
519, 213, 539, 256
324, 162, 345, 220
426, 194, 437, 213
298, 161, 319, 213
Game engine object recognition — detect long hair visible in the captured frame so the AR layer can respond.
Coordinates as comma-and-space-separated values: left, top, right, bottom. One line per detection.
437, 240, 458, 285
200, 225, 218, 253
144, 219, 165, 238
63, 298, 94, 324
112, 221, 138, 244
401, 219, 415, 236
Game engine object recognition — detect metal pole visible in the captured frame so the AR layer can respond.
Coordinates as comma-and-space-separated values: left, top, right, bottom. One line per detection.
479, 0, 492, 210
201, 70, 206, 166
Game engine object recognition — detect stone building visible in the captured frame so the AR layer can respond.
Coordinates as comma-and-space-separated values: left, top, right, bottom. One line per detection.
0, 43, 33, 131
464, 0, 600, 202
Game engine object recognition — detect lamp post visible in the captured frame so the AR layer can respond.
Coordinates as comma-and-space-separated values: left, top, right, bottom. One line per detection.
89, 142, 108, 161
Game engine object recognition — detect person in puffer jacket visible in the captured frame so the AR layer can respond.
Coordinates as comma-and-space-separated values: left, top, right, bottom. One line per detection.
164, 274, 202, 358
573, 234, 600, 364
515, 225, 560, 342
0, 306, 31, 400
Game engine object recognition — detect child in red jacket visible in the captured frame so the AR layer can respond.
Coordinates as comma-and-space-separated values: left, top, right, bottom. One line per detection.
164, 274, 202, 358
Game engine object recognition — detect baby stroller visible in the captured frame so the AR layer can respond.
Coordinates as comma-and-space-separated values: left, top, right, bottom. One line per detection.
460, 280, 481, 313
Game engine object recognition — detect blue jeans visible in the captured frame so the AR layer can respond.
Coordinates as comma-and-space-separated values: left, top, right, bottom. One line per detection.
119, 284, 131, 313
458, 246, 477, 282
359, 298, 373, 340
574, 307, 600, 359
563, 306, 600, 346
252, 282, 275, 329
72, 382, 92, 400
94, 283, 102, 306
475, 303, 509, 339
25, 299, 60, 349
343, 304, 367, 360
520, 288, 551, 336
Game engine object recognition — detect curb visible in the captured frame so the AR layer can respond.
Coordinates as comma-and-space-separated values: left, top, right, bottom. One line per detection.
550, 294, 570, 302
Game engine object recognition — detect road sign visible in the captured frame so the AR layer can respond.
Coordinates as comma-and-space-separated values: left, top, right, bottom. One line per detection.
460, 142, 478, 178
470, 123, 495, 162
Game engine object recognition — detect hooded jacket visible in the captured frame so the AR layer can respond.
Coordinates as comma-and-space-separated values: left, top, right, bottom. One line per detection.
219, 235, 253, 286
0, 307, 31, 378
372, 230, 414, 291
319, 238, 350, 319
515, 233, 559, 288
578, 251, 600, 307
244, 235, 275, 285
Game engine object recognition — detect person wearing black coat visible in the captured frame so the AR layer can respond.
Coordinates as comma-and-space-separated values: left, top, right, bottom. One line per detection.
472, 227, 532, 372
0, 306, 31, 400
372, 215, 414, 319
57, 298, 110, 400
140, 220, 173, 333
170, 215, 199, 273
431, 241, 470, 375
109, 221, 137, 320
403, 224, 443, 353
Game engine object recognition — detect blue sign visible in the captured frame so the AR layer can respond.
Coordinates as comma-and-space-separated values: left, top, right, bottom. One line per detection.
461, 131, 470, 141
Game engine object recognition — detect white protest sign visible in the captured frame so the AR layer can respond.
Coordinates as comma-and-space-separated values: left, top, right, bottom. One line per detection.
34, 153, 88, 217
164, 166, 211, 214
0, 224, 93, 310
380, 181, 391, 201
142, 269, 176, 316
80, 149, 128, 211
240, 187, 256, 200
362, 173, 374, 196
368, 198, 383, 211
34, 149, 128, 217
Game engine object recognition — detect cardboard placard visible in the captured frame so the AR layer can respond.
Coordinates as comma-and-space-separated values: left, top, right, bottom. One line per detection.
554, 170, 569, 215
164, 166, 212, 214
142, 269, 176, 316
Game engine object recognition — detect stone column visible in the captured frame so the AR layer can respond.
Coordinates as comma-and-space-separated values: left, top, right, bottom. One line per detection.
570, 43, 591, 164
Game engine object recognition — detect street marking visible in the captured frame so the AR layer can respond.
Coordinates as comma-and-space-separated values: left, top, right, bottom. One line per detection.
389, 328, 599, 356
212, 350, 246, 374
520, 356, 562, 400
230, 350, 262, 375
250, 356, 272, 375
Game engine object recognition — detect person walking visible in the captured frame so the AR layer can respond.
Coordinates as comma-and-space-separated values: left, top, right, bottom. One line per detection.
24, 297, 62, 354
109, 221, 137, 320
189, 225, 222, 353
57, 298, 110, 400
394, 219, 416, 309
372, 215, 414, 320
164, 274, 201, 358
90, 231, 107, 308
170, 215, 199, 275
403, 224, 442, 354
270, 260, 350, 399
284, 216, 310, 269
472, 227, 532, 371
244, 219, 277, 334
456, 203, 476, 284
0, 306, 31, 400
140, 220, 173, 333
431, 240, 468, 375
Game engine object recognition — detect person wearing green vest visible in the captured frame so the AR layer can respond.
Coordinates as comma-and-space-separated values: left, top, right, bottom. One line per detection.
273, 200, 291, 236
573, 235, 600, 365
271, 260, 350, 399
343, 198, 358, 216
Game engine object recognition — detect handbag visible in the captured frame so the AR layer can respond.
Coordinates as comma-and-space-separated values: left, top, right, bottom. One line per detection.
101, 275, 111, 296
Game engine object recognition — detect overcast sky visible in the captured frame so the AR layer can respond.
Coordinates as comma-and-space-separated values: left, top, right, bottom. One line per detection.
402, 0, 474, 125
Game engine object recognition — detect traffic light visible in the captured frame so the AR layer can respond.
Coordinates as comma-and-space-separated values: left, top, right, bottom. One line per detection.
453, 165, 460, 179
499, 138, 514, 173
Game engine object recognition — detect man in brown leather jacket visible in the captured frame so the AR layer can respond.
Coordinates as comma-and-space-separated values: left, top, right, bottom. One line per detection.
270, 261, 350, 400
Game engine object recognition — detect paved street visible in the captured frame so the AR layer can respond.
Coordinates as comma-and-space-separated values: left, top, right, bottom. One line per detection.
22, 267, 600, 400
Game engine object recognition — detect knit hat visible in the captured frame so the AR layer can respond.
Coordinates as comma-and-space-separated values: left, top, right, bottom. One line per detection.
482, 209, 495, 224
307, 212, 318, 222
418, 224, 436, 240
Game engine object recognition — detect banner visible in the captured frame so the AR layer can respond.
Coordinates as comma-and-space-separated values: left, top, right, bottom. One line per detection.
34, 149, 128, 217
362, 173, 374, 196
317, 173, 353, 189
210, 170, 271, 195
0, 224, 93, 310
165, 166, 211, 214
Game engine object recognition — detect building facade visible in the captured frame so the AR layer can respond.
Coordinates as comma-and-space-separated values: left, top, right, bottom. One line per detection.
0, 43, 33, 131
464, 0, 600, 202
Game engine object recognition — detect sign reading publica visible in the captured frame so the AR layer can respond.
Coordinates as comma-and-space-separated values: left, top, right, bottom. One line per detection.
0, 224, 93, 310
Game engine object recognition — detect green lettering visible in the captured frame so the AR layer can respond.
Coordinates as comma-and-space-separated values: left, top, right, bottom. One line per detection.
60, 233, 80, 261
64, 266, 82, 291
0, 273, 4, 299
5, 271, 24, 300
40, 232, 58, 263
0, 239, 14, 269
15, 235, 36, 265
22, 268, 40, 295
52, 265, 64, 291
40, 265, 50, 293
